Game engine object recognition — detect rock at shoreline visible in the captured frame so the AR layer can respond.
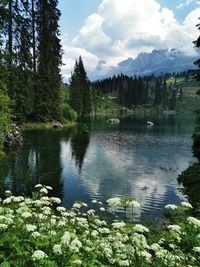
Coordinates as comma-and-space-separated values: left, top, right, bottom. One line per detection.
52, 121, 63, 129
107, 118, 120, 124
4, 128, 23, 147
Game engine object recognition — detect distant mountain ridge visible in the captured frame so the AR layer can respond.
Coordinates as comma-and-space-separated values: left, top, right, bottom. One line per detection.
108, 49, 199, 78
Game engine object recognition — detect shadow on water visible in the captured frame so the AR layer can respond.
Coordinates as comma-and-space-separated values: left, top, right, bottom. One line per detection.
0, 129, 71, 198
70, 122, 91, 172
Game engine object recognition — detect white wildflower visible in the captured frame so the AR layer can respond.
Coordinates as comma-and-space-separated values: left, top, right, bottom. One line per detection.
35, 184, 43, 188
61, 231, 72, 246
40, 196, 50, 201
56, 206, 66, 212
21, 212, 32, 218
73, 259, 82, 265
46, 186, 53, 190
107, 197, 121, 207
31, 232, 41, 238
193, 247, 200, 253
181, 202, 193, 209
133, 224, 149, 233
91, 230, 99, 237
24, 198, 32, 205
58, 221, 66, 227
119, 260, 129, 266
3, 197, 13, 204
187, 217, 200, 228
0, 215, 6, 221
40, 188, 48, 194
5, 190, 11, 195
91, 199, 97, 203
34, 200, 44, 207
53, 244, 62, 255
26, 224, 37, 232
50, 197, 61, 204
100, 207, 105, 211
165, 204, 178, 210
112, 222, 126, 229
42, 206, 51, 215
139, 251, 152, 263
32, 250, 47, 261
129, 200, 140, 208
150, 243, 161, 251
0, 224, 8, 230
167, 225, 181, 233
87, 209, 95, 215
70, 239, 82, 252
98, 227, 110, 234
82, 202, 87, 207
73, 203, 82, 209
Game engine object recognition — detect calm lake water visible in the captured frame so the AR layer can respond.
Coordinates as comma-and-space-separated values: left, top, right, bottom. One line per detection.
0, 114, 196, 222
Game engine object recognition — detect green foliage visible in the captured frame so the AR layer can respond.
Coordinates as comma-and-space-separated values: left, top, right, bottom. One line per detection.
60, 103, 77, 122
192, 19, 200, 160
0, 80, 12, 159
178, 162, 200, 211
0, 186, 199, 266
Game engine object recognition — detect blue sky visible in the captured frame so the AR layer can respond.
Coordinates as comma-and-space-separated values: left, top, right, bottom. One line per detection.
58, 0, 102, 39
58, 0, 200, 80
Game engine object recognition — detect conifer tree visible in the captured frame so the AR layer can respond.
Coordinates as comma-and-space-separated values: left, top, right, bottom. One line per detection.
36, 0, 62, 121
69, 57, 91, 117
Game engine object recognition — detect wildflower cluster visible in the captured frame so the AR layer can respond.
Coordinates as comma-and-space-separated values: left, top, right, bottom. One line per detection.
0, 186, 199, 266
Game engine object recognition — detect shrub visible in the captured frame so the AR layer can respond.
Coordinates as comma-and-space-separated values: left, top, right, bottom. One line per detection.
60, 103, 77, 123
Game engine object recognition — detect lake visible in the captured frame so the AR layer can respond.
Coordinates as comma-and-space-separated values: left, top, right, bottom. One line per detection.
0, 114, 196, 222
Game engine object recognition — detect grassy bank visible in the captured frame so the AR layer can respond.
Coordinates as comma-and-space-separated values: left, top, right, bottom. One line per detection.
0, 185, 199, 267
19, 121, 77, 130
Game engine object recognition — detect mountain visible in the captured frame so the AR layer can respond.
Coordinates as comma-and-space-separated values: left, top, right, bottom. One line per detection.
108, 49, 199, 78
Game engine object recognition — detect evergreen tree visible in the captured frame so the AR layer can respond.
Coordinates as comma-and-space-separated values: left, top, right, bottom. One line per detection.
12, 0, 33, 121
36, 0, 62, 121
69, 57, 91, 117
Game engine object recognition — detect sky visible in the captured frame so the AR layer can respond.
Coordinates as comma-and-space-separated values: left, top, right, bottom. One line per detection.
58, 0, 200, 81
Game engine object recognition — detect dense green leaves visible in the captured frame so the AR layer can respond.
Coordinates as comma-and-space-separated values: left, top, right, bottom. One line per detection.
0, 80, 12, 159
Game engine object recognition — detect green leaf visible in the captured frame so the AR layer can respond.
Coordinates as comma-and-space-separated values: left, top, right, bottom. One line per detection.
0, 262, 11, 267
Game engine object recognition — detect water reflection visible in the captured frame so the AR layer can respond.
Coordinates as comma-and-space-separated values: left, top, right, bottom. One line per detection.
70, 123, 91, 172
0, 130, 70, 197
0, 115, 196, 221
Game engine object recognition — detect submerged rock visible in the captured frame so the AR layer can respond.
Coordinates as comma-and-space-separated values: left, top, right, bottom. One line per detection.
146, 121, 154, 126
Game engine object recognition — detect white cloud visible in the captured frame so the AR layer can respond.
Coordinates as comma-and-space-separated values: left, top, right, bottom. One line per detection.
176, 0, 199, 9
61, 0, 200, 81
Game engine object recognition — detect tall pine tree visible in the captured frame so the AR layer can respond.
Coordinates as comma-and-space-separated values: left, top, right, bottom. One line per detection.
36, 0, 62, 121
69, 57, 91, 117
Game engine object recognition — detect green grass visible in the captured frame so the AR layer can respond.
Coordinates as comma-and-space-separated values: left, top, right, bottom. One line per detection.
19, 121, 77, 130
